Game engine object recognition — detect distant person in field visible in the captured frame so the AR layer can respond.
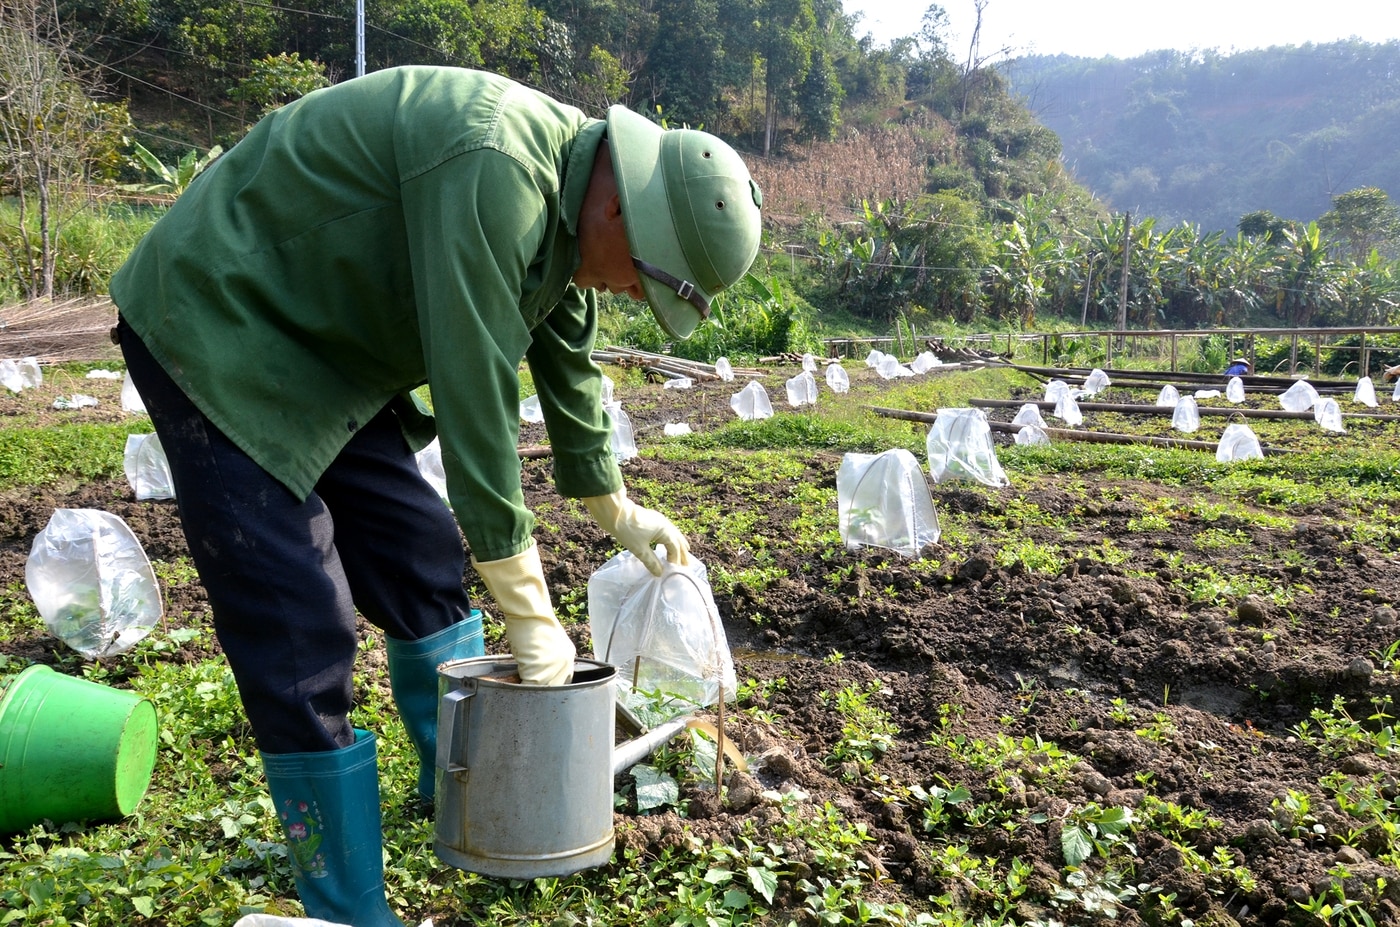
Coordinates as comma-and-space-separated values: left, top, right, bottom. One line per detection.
1224, 357, 1252, 376
108, 66, 761, 927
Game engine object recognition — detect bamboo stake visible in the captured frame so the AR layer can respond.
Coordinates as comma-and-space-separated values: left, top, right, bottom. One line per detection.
714, 684, 726, 793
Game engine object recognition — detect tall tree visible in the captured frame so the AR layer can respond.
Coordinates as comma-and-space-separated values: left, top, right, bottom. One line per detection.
1319, 186, 1400, 263
0, 0, 124, 299
642, 0, 724, 128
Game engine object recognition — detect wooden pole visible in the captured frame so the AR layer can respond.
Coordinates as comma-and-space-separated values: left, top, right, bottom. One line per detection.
966, 397, 1400, 423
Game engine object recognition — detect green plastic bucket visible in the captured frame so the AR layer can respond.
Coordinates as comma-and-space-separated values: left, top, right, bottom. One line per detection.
0, 664, 159, 833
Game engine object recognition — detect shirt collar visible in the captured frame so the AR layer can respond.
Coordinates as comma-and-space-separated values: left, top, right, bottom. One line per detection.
562, 119, 607, 237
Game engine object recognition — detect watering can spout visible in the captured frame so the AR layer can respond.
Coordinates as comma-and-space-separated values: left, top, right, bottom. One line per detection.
611, 715, 693, 778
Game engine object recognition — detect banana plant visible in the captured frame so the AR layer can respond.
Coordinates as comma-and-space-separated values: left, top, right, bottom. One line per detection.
119, 141, 223, 197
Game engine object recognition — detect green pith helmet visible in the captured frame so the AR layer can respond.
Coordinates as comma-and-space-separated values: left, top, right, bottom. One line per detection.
606, 105, 763, 340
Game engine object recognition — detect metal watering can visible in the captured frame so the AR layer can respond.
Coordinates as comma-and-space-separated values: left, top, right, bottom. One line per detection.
433, 656, 690, 879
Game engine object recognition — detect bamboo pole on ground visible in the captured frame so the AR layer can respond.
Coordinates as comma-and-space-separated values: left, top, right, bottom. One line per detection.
968, 398, 1400, 423
866, 406, 1299, 455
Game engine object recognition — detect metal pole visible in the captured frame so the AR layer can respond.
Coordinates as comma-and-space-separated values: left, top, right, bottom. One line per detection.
355, 0, 365, 77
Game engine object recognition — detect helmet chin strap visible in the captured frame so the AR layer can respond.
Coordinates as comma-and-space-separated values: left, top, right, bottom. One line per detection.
632, 257, 710, 319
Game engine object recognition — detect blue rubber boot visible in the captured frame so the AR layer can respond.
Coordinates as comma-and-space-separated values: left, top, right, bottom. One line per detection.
385, 610, 484, 800
261, 731, 404, 927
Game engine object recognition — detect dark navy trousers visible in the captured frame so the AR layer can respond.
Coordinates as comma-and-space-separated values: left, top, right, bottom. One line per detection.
118, 316, 473, 753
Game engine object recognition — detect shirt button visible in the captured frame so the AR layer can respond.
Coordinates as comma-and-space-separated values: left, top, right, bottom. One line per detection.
347, 420, 358, 432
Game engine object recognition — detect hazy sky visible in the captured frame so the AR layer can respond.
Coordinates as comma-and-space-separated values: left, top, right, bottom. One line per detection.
842, 0, 1400, 59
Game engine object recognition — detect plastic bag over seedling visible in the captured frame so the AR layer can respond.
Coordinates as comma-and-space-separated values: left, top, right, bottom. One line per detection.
519, 394, 544, 423
604, 400, 638, 461
123, 434, 175, 501
1044, 379, 1071, 405
587, 549, 736, 708
1216, 422, 1263, 462
714, 358, 734, 382
1226, 377, 1245, 404
825, 364, 850, 394
663, 422, 692, 436
1156, 384, 1180, 407
415, 438, 449, 505
801, 353, 817, 373
910, 351, 940, 374
664, 376, 694, 390
1279, 379, 1319, 413
785, 371, 818, 407
1015, 424, 1050, 446
26, 509, 163, 659
1354, 377, 1377, 408
837, 449, 940, 557
1194, 389, 1221, 399
865, 349, 887, 368
1081, 368, 1111, 396
1314, 397, 1345, 433
600, 374, 615, 403
1054, 393, 1083, 426
926, 408, 1009, 487
1012, 403, 1047, 428
876, 354, 914, 380
1394, 378, 1400, 402
1171, 396, 1200, 433
122, 372, 147, 414
729, 381, 773, 420
0, 356, 41, 392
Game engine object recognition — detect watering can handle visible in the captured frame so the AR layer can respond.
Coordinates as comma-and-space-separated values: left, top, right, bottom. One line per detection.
436, 686, 474, 774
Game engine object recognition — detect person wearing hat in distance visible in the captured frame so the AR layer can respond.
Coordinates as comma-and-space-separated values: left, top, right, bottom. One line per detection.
107, 66, 761, 927
1224, 357, 1252, 376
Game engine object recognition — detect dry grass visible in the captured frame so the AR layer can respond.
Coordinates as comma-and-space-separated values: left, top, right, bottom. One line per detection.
746, 115, 954, 229
0, 298, 121, 364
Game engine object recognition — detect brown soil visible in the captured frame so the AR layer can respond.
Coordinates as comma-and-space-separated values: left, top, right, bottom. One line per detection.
3, 358, 1399, 926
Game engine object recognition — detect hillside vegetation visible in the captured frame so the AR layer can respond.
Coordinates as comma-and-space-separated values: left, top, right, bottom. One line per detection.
1008, 41, 1400, 236
2, 1, 1400, 344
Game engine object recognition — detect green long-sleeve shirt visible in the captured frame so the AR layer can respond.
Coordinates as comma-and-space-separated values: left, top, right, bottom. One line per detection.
110, 66, 623, 561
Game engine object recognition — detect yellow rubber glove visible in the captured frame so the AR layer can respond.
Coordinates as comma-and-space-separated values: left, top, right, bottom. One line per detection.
582, 489, 691, 576
472, 542, 575, 686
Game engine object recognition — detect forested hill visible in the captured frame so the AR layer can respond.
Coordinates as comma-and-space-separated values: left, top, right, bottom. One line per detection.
1004, 40, 1400, 235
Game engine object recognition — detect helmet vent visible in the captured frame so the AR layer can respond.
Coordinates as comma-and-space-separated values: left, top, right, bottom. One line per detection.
715, 200, 726, 210
702, 150, 712, 158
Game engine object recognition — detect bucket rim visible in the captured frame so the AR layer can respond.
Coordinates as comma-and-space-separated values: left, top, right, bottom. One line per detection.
437, 655, 616, 688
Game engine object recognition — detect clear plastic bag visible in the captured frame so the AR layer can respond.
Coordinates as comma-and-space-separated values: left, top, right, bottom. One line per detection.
415, 437, 450, 505
910, 351, 940, 374
663, 376, 694, 390
1081, 368, 1110, 395
1226, 377, 1245, 403
1012, 402, 1047, 428
1354, 376, 1377, 408
876, 354, 914, 379
1155, 384, 1180, 407
1314, 397, 1345, 433
0, 356, 42, 392
1279, 379, 1318, 412
713, 358, 734, 382
121, 371, 147, 414
785, 371, 818, 407
925, 408, 1009, 487
729, 381, 773, 420
837, 449, 940, 557
825, 364, 850, 394
1053, 393, 1083, 426
1216, 422, 1263, 462
1015, 424, 1050, 446
519, 394, 544, 423
801, 353, 817, 373
587, 549, 736, 708
26, 509, 163, 659
1171, 396, 1200, 433
123, 434, 176, 501
604, 400, 638, 461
